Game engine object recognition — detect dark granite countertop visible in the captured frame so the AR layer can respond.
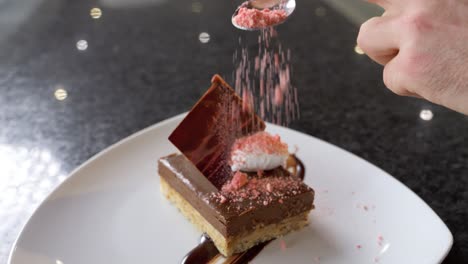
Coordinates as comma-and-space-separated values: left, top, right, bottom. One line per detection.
0, 0, 466, 263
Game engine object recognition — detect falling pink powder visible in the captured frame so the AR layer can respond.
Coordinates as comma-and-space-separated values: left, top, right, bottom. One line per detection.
242, 91, 254, 112
233, 5, 288, 29
233, 28, 299, 127
274, 85, 283, 105
356, 244, 362, 250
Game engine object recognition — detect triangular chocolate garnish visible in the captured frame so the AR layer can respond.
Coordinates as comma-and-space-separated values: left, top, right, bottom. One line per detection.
169, 75, 265, 189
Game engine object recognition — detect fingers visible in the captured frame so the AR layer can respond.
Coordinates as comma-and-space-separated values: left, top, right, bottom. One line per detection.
357, 16, 400, 65
382, 54, 421, 98
366, 0, 405, 11
366, 0, 392, 9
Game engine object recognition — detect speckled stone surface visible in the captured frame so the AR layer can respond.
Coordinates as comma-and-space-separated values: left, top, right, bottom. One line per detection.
0, 0, 467, 263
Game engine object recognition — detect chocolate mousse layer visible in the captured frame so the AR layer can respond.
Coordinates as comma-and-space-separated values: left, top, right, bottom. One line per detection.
158, 154, 315, 237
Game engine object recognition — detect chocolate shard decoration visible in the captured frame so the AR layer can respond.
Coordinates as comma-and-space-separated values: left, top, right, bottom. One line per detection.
169, 74, 265, 189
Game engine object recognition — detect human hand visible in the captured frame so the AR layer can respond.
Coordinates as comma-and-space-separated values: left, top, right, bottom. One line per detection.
357, 0, 468, 115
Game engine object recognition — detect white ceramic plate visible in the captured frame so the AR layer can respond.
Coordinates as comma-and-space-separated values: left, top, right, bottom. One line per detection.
9, 114, 452, 264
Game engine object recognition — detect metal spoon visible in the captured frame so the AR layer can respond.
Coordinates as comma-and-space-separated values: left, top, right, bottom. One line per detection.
232, 0, 296, 31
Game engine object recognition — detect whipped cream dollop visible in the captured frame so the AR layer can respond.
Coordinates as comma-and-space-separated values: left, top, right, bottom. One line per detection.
230, 131, 289, 172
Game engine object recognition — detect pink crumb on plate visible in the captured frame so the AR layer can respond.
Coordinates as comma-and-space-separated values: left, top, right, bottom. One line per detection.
279, 239, 287, 250
233, 4, 288, 29
377, 235, 384, 246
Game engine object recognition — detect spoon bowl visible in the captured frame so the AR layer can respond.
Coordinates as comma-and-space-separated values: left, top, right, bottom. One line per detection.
232, 0, 296, 31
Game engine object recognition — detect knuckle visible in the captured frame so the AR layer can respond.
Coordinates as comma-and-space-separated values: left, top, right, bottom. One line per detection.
401, 12, 433, 34
399, 47, 431, 79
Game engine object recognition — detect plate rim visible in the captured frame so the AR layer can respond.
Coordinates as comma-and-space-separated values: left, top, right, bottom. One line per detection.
8, 113, 453, 263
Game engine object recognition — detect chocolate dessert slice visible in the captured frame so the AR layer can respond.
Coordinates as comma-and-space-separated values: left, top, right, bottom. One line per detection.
158, 75, 314, 257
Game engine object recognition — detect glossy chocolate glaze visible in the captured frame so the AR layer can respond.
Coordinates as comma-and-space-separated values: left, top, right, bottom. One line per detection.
180, 156, 306, 264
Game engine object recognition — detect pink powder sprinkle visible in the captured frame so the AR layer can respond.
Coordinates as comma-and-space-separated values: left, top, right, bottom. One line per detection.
363, 205, 369, 211
222, 171, 248, 192
257, 170, 264, 177
242, 91, 253, 112
233, 4, 288, 29
280, 239, 287, 250
219, 195, 227, 204
377, 235, 384, 246
219, 173, 304, 206
274, 85, 283, 105
274, 53, 279, 67
351, 191, 355, 195
356, 244, 362, 249
278, 199, 283, 204
374, 257, 380, 263
314, 256, 321, 263
231, 131, 288, 155
233, 28, 298, 127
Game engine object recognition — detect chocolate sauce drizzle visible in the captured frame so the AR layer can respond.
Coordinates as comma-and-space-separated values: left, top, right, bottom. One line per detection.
181, 156, 306, 264
293, 155, 305, 181
182, 234, 271, 264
